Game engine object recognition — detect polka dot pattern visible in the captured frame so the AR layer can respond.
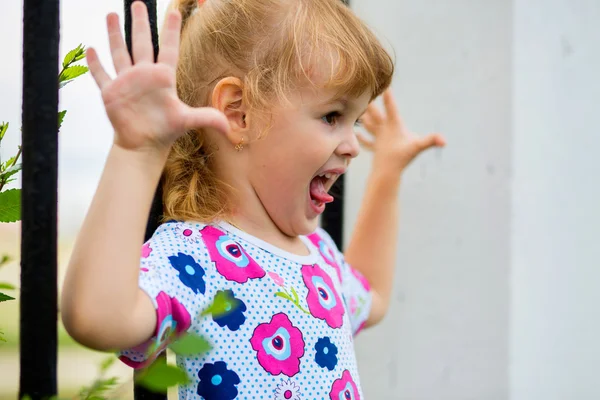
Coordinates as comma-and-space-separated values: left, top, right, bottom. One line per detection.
119, 221, 371, 399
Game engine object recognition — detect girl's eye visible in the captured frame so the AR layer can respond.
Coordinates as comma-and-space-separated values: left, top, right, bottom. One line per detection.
322, 112, 341, 126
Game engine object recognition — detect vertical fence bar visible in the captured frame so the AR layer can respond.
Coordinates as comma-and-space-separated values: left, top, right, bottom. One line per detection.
322, 177, 345, 248
321, 0, 350, 249
19, 0, 60, 398
124, 2, 167, 399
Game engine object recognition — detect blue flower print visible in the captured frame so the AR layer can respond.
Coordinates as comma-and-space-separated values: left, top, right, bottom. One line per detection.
168, 253, 206, 294
197, 361, 241, 400
314, 337, 338, 371
212, 290, 247, 331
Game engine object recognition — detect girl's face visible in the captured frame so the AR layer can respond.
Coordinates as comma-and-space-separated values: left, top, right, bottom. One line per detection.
242, 85, 371, 238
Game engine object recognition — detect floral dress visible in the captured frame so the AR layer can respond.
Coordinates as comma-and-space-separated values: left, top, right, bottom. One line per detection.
120, 221, 372, 400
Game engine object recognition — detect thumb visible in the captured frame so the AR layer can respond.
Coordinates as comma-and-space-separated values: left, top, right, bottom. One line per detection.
183, 106, 230, 135
415, 134, 446, 152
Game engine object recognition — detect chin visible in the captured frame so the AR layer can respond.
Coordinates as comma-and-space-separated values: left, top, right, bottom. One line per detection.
297, 218, 319, 236
278, 214, 319, 238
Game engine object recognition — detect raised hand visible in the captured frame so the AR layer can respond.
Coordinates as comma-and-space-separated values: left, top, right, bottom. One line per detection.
86, 2, 229, 153
358, 89, 446, 171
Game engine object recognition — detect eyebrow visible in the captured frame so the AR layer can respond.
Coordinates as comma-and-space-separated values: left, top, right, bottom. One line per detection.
321, 97, 367, 116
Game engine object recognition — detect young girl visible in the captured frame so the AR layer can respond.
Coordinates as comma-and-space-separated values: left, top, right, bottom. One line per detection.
61, 0, 445, 398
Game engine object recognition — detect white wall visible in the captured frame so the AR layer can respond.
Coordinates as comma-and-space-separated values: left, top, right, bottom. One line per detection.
511, 0, 600, 399
348, 0, 511, 398
348, 0, 600, 399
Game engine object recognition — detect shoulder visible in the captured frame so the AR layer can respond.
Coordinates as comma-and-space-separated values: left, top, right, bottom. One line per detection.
150, 220, 209, 242
306, 227, 341, 253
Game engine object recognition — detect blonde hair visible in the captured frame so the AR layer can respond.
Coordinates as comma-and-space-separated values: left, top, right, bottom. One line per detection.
163, 0, 394, 223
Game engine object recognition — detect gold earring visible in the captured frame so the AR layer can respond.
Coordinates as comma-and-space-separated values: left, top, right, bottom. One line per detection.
235, 137, 244, 152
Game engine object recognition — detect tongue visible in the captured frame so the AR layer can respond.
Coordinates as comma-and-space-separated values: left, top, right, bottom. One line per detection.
310, 177, 334, 204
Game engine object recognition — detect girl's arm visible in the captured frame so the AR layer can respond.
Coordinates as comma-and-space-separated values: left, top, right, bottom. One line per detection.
60, 4, 228, 351
61, 145, 166, 351
344, 89, 446, 327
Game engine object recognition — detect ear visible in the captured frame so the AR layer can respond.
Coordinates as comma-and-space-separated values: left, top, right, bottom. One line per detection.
212, 77, 248, 145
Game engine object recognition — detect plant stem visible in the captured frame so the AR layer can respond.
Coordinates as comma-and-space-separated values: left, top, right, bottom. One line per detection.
11, 146, 21, 168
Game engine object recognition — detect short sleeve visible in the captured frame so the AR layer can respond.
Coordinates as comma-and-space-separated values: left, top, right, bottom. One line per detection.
311, 228, 372, 336
119, 222, 212, 369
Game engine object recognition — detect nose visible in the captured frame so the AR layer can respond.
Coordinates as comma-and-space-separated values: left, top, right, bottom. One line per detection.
335, 127, 361, 159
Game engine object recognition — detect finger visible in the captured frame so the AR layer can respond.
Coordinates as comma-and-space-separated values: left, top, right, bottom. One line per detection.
184, 106, 230, 135
107, 13, 132, 74
131, 2, 154, 64
359, 112, 378, 135
382, 89, 402, 126
415, 134, 446, 152
158, 10, 182, 67
86, 48, 112, 89
356, 132, 375, 151
365, 102, 385, 125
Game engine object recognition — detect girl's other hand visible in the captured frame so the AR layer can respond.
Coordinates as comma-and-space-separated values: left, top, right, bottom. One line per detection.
358, 89, 446, 172
87, 2, 229, 154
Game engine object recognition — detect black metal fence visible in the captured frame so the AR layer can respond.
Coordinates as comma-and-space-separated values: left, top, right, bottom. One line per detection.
17, 0, 347, 399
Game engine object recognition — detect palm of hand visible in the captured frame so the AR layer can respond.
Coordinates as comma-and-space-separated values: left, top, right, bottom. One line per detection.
87, 3, 228, 153
359, 89, 446, 171
102, 63, 183, 149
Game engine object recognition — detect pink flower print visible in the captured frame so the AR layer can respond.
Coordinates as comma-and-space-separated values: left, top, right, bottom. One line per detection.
349, 296, 357, 315
141, 243, 152, 258
119, 291, 191, 369
350, 267, 371, 292
200, 226, 265, 283
268, 272, 285, 287
329, 370, 360, 400
250, 313, 305, 377
175, 224, 201, 244
307, 233, 343, 283
301, 264, 345, 328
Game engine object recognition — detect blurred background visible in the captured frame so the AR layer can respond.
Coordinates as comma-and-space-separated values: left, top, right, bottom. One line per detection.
1, 0, 599, 399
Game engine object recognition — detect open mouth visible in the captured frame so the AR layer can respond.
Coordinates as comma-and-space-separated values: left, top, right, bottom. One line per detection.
309, 171, 341, 210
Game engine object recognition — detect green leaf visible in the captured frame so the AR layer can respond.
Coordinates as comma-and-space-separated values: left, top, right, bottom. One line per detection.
0, 292, 15, 302
290, 287, 299, 303
99, 356, 117, 373
275, 291, 293, 302
80, 376, 119, 400
0, 122, 8, 141
62, 44, 86, 68
58, 80, 72, 90
1, 163, 22, 182
0, 255, 11, 268
0, 188, 20, 223
2, 156, 16, 172
201, 290, 236, 318
58, 110, 67, 130
0, 283, 16, 290
169, 333, 212, 356
136, 359, 189, 392
59, 65, 89, 83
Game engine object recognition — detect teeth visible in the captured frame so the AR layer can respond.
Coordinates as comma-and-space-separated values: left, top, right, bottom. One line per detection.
318, 173, 335, 180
